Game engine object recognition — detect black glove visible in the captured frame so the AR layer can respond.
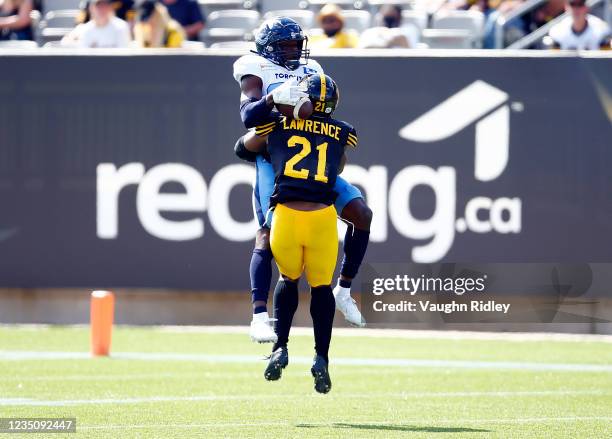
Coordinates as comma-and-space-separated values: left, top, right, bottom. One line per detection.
234, 136, 258, 163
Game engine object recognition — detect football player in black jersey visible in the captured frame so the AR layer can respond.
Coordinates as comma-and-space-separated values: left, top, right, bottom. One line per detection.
235, 74, 358, 393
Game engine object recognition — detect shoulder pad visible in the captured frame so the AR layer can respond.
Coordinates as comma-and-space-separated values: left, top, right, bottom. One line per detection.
233, 54, 264, 83
305, 58, 324, 74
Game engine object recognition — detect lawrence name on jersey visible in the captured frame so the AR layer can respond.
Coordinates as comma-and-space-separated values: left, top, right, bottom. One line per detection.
232, 17, 368, 339
237, 74, 356, 394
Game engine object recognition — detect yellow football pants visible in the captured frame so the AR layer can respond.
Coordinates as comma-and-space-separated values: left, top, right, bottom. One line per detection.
270, 203, 338, 287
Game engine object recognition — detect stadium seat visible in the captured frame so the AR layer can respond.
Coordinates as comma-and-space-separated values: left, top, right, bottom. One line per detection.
368, 0, 415, 6
197, 0, 257, 15
420, 28, 473, 49
0, 40, 38, 49
341, 10, 372, 33
38, 10, 77, 45
43, 0, 81, 13
30, 10, 42, 45
308, 0, 364, 11
200, 9, 260, 44
260, 0, 308, 13
401, 9, 428, 32
39, 27, 73, 44
201, 28, 249, 45
263, 10, 315, 30
42, 40, 69, 48
181, 40, 206, 50
368, 0, 416, 15
432, 10, 484, 47
205, 9, 261, 30
420, 0, 446, 14
209, 40, 256, 50
43, 10, 79, 28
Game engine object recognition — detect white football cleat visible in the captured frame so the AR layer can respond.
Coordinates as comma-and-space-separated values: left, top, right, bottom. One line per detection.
249, 312, 278, 343
333, 284, 366, 328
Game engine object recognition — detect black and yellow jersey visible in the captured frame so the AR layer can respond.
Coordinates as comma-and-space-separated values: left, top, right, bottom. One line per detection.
254, 114, 358, 206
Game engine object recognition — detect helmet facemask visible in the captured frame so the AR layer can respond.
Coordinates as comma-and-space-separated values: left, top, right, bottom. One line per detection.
270, 37, 310, 71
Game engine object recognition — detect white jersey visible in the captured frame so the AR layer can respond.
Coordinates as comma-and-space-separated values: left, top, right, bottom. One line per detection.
548, 15, 611, 50
233, 54, 324, 101
77, 17, 131, 49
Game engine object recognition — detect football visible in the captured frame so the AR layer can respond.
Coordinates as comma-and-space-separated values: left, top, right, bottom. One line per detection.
276, 97, 314, 120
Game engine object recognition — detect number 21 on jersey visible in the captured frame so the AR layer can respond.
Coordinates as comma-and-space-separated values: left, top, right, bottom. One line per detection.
283, 135, 329, 183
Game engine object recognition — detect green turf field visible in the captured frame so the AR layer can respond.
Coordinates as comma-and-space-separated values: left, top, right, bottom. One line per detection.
1, 326, 611, 438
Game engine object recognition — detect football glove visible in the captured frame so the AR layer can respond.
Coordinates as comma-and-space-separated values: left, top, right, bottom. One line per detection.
270, 78, 308, 106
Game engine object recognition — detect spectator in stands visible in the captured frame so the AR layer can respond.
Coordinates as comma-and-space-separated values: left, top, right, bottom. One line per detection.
309, 3, 358, 49
529, 0, 565, 31
134, 0, 184, 48
441, 0, 526, 48
111, 0, 135, 22
545, 0, 611, 49
0, 0, 33, 41
77, 0, 135, 25
480, 0, 527, 48
71, 0, 131, 48
159, 0, 204, 41
358, 4, 419, 48
76, 0, 90, 25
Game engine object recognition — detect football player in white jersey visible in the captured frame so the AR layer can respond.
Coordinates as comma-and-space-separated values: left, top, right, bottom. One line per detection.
546, 0, 611, 50
232, 17, 371, 343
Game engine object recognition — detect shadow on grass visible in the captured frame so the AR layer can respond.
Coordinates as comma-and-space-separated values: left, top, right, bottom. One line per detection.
296, 423, 490, 433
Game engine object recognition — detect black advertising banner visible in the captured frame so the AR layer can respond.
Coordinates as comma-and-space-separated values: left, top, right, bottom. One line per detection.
0, 53, 611, 289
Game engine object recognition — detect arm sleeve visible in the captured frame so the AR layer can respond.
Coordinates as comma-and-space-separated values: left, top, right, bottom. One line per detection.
240, 96, 275, 129
234, 55, 271, 127
254, 117, 279, 137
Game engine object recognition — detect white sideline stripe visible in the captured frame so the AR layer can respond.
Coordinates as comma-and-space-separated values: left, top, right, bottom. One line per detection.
0, 373, 210, 382
75, 417, 612, 430
155, 326, 612, 343
1, 369, 418, 382
1, 350, 611, 372
0, 391, 607, 407
4, 324, 612, 342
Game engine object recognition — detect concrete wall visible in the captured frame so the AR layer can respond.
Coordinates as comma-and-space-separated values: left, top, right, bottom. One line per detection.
2, 289, 610, 334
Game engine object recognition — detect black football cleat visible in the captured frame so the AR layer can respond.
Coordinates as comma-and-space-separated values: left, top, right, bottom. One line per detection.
264, 347, 288, 381
311, 355, 332, 394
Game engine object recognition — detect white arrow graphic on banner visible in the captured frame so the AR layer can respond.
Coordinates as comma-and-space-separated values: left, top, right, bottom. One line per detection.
399, 80, 510, 182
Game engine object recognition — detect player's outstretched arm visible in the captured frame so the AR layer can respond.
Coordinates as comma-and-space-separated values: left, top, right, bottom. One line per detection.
240, 75, 307, 128
240, 75, 275, 128
234, 131, 267, 161
244, 131, 268, 152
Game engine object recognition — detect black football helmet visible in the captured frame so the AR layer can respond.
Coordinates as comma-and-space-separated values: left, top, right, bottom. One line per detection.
300, 74, 339, 117
254, 17, 310, 71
